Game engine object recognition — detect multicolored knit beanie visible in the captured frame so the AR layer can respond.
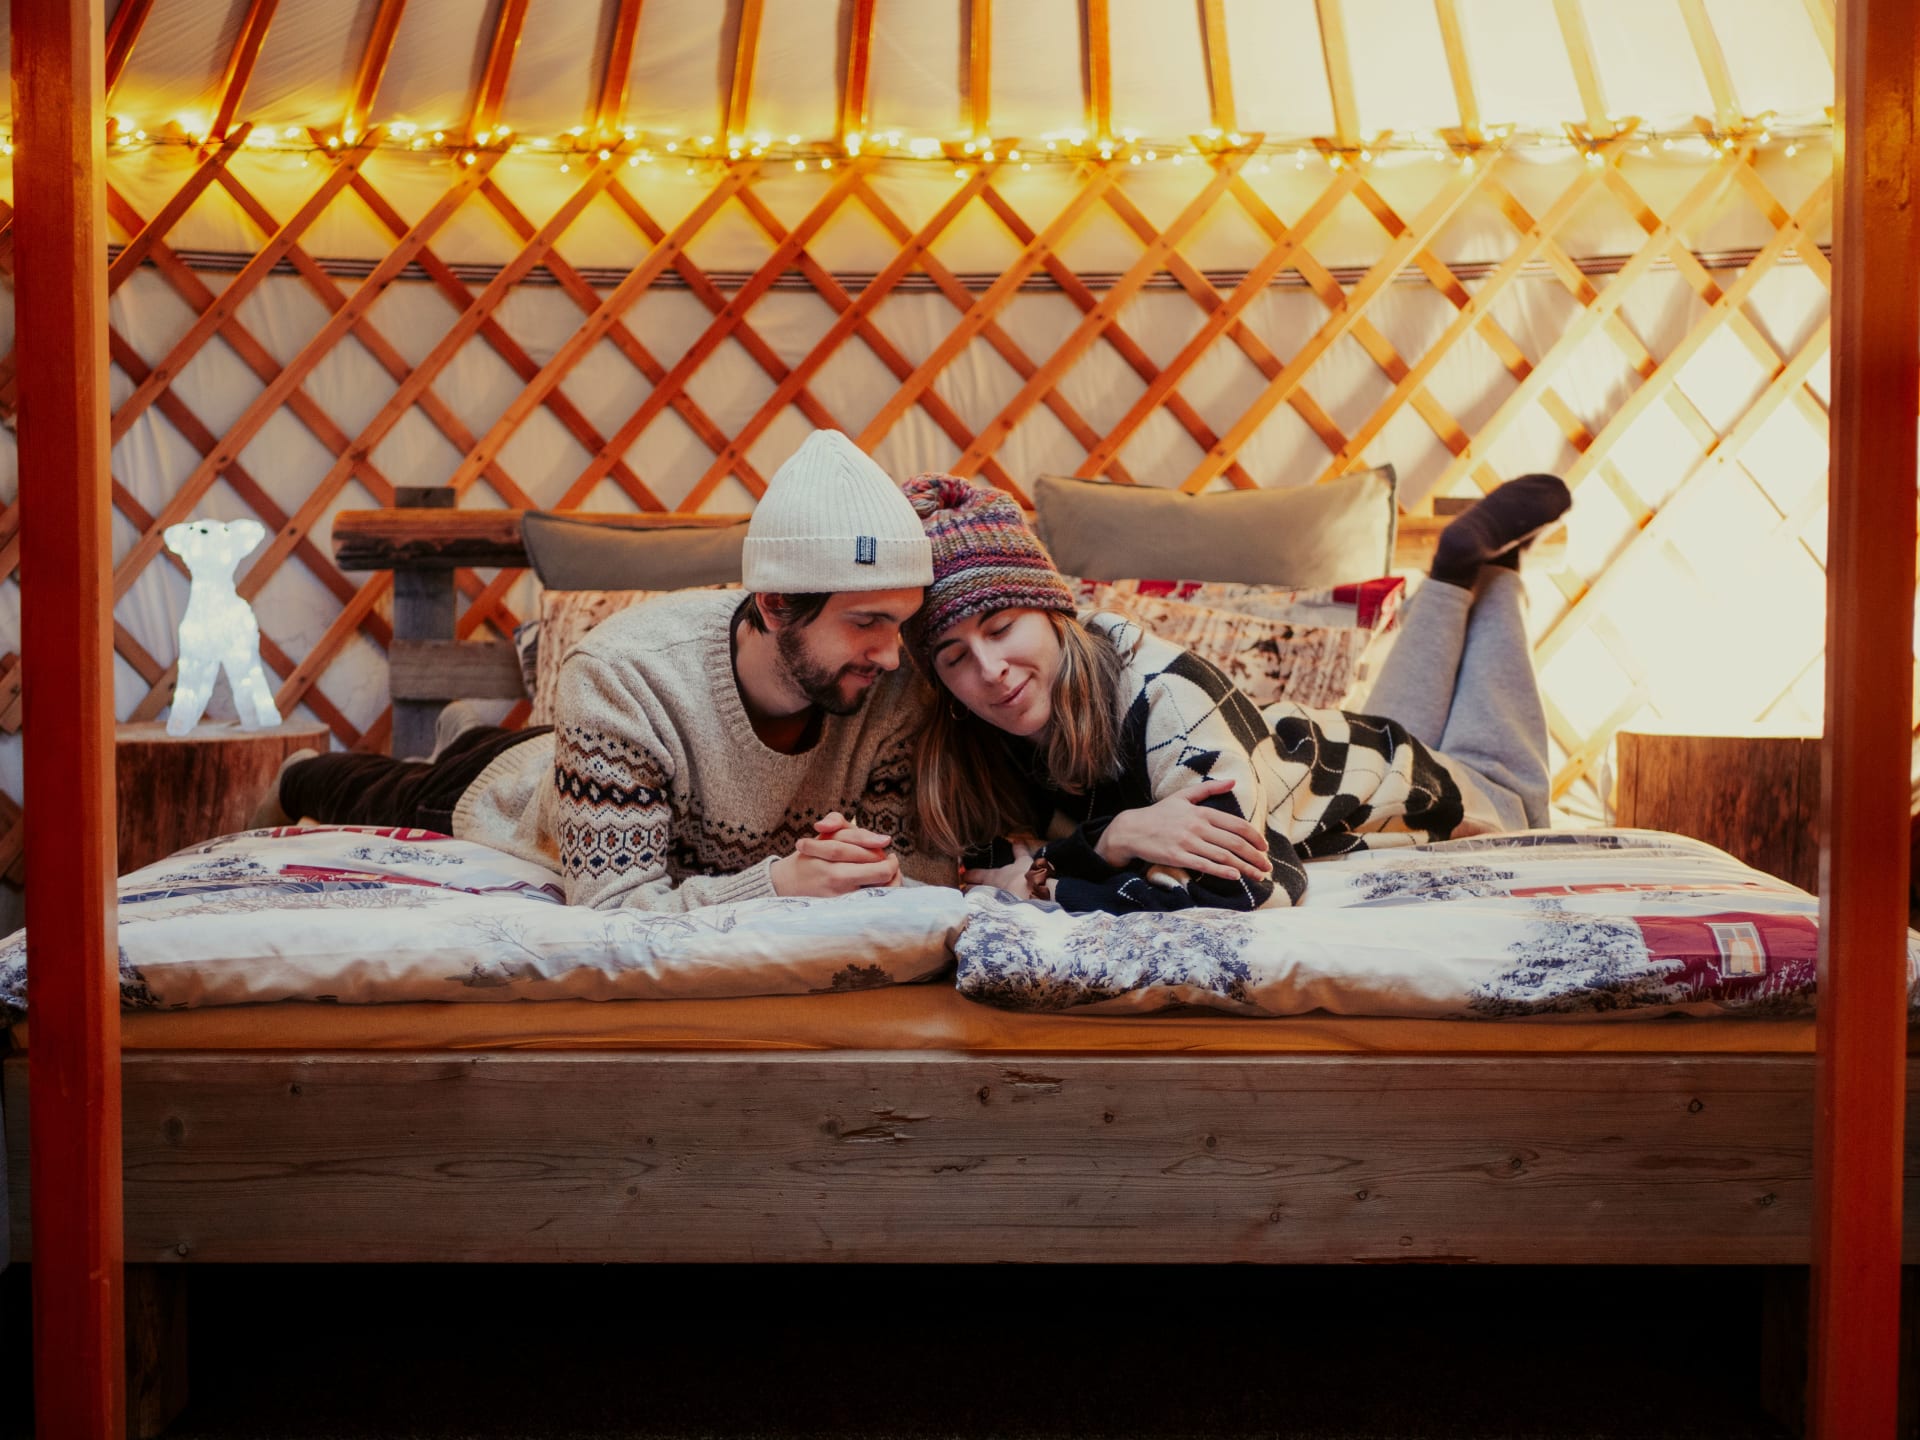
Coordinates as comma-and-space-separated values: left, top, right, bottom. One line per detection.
900, 473, 1077, 667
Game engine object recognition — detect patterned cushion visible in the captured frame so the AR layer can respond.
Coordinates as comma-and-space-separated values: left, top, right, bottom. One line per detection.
530, 586, 740, 723
1070, 577, 1404, 710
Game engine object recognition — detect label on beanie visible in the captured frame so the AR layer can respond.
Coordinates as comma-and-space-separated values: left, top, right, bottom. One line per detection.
855, 536, 877, 564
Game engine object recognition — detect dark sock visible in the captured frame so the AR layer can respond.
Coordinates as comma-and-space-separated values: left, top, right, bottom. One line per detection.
1429, 473, 1572, 588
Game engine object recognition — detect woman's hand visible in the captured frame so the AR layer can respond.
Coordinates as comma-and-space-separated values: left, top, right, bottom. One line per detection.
1093, 779, 1273, 880
959, 837, 1038, 897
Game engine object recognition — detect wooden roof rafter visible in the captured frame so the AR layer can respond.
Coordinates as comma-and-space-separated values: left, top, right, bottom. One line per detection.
1676, 0, 1741, 130
105, 0, 157, 99
967, 0, 990, 139
726, 0, 764, 141
469, 0, 530, 144
345, 0, 410, 143
1432, 0, 1480, 140
1084, 0, 1112, 141
1199, 0, 1236, 138
1314, 0, 1361, 150
840, 0, 876, 147
1801, 0, 1836, 67
209, 0, 280, 143
1552, 0, 1614, 139
592, 0, 645, 148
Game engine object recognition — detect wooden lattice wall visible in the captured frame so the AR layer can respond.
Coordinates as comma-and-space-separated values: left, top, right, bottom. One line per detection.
0, 0, 1848, 894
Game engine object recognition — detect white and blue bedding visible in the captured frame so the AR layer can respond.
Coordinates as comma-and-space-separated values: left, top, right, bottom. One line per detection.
1, 825, 1910, 1025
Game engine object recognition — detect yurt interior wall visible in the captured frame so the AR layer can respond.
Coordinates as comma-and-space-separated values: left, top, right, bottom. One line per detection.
0, 0, 1849, 929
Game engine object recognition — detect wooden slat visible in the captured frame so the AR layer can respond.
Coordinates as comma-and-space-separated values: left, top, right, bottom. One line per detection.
1200, 0, 1236, 136
333, 506, 740, 571
839, 0, 875, 145
1811, 0, 1917, 1431
1178, 160, 1488, 493
844, 178, 1121, 492
953, 155, 1251, 485
593, 0, 644, 146
470, 0, 530, 142
344, 0, 409, 141
209, 0, 278, 143
726, 0, 764, 140
110, 135, 376, 442
967, 0, 990, 139
1418, 147, 1749, 502
976, 182, 1245, 487
14, 0, 125, 1434
8, 1051, 1911, 1266
1552, 0, 1611, 139
858, 168, 1116, 455
103, 0, 155, 96
389, 640, 527, 702
676, 168, 997, 512
110, 144, 499, 604
1314, 0, 1360, 150
1304, 143, 1623, 483
1095, 178, 1351, 479
1677, 0, 1740, 131
444, 163, 766, 504
1433, 0, 1479, 138
1084, 0, 1111, 140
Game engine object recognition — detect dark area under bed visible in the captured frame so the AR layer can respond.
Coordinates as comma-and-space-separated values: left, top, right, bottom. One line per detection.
1, 1263, 1793, 1439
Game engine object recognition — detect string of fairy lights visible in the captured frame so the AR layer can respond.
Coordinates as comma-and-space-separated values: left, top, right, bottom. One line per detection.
0, 113, 1830, 172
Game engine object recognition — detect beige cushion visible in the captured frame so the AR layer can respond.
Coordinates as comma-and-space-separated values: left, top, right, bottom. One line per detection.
1032, 467, 1397, 587
520, 512, 748, 591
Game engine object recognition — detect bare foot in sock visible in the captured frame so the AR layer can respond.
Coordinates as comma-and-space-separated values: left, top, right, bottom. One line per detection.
1429, 474, 1572, 588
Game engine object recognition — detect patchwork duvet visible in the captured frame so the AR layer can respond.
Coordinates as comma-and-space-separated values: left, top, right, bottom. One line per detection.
0, 825, 1910, 1023
0, 826, 966, 1017
957, 829, 1920, 1019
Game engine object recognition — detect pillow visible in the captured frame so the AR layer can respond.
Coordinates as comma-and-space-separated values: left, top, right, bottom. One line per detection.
1074, 577, 1404, 710
520, 512, 747, 591
1033, 468, 1397, 588
530, 586, 738, 723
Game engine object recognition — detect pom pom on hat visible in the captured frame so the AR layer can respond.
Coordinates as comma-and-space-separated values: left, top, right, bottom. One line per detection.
901, 473, 1076, 665
742, 430, 932, 593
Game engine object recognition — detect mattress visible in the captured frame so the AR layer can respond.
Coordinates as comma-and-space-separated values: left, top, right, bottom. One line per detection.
10, 981, 1819, 1054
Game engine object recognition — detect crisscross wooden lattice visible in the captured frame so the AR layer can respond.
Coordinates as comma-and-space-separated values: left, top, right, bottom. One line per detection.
0, 118, 1838, 880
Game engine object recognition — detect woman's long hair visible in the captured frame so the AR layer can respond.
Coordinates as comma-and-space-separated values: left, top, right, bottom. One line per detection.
914, 611, 1131, 859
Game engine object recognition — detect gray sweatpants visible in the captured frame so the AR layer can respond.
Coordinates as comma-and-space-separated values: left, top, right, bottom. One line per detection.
1361, 567, 1550, 830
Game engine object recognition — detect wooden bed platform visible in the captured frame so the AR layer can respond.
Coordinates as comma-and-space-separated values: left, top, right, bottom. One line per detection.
4, 1047, 1918, 1267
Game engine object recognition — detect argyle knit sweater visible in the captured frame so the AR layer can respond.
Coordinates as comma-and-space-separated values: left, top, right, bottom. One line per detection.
1021, 612, 1508, 914
451, 590, 944, 910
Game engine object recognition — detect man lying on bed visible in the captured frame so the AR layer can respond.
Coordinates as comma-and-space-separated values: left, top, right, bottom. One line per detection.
253, 430, 951, 909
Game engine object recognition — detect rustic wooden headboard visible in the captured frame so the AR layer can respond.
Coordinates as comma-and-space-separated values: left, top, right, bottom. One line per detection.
332, 487, 1559, 757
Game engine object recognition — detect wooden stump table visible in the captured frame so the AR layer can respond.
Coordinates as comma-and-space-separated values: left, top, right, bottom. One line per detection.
114, 721, 332, 875
1613, 730, 1822, 894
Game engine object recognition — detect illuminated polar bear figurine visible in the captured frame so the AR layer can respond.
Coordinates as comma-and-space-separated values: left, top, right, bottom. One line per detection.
163, 517, 282, 737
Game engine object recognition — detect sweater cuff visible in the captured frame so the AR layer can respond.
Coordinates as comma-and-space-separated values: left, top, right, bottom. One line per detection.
704, 855, 780, 907
1043, 819, 1121, 880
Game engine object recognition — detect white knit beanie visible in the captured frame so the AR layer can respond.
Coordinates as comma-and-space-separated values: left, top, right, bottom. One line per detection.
741, 431, 933, 593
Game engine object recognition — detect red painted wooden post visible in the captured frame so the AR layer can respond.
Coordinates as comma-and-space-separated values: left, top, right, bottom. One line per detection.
1810, 0, 1918, 1434
13, 0, 125, 1434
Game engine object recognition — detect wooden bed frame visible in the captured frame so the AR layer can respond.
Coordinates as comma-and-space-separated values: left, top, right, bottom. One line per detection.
7, 496, 1908, 1433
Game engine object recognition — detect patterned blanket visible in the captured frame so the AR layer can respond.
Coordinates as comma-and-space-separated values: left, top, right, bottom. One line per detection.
955, 830, 1920, 1019
2, 826, 1907, 1024
0, 826, 965, 1018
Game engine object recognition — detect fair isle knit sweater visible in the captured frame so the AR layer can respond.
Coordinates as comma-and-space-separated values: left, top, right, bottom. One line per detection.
1018, 612, 1508, 914
451, 590, 944, 910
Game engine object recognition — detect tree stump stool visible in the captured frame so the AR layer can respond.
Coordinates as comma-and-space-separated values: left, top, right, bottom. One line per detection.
114, 721, 332, 875
1613, 730, 1822, 894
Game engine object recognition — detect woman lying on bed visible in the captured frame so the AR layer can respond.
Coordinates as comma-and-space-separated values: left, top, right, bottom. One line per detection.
902, 472, 1568, 914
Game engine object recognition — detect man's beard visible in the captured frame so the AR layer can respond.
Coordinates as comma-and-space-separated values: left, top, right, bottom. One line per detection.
775, 625, 875, 716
